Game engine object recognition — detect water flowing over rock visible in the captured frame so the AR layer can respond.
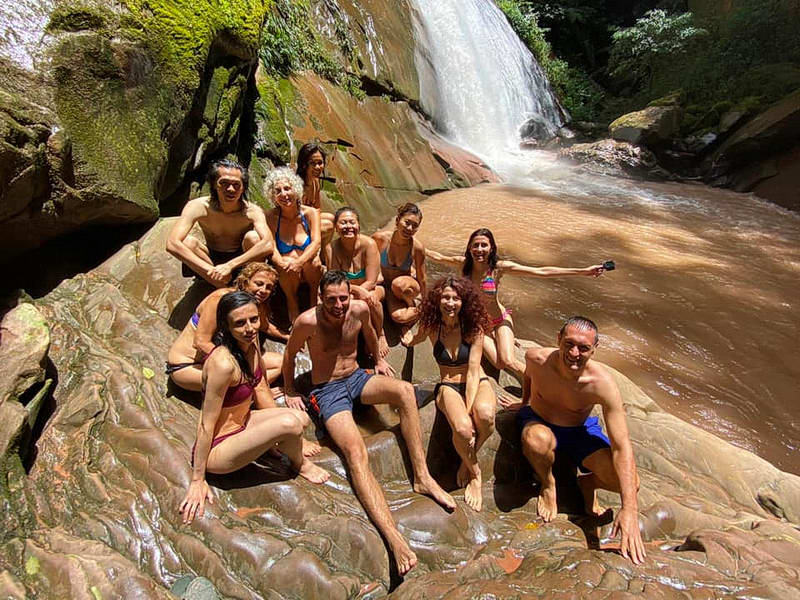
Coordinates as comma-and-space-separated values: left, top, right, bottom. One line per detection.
1, 219, 799, 597
410, 0, 564, 166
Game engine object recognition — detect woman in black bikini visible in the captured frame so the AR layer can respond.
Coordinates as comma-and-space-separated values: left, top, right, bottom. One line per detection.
402, 277, 495, 512
166, 262, 286, 392
372, 203, 427, 327
179, 291, 330, 525
324, 207, 389, 357
264, 167, 324, 323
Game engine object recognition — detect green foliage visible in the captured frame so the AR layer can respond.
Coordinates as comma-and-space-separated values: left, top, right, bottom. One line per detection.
609, 10, 708, 90
497, 0, 605, 121
260, 0, 364, 99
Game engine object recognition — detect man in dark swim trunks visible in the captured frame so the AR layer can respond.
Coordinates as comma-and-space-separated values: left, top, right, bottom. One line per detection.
512, 316, 646, 565
282, 270, 456, 576
167, 159, 274, 287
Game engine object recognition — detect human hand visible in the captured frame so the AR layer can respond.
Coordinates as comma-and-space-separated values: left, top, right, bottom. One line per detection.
611, 506, 646, 565
349, 286, 368, 301
400, 328, 414, 347
586, 264, 605, 277
497, 393, 523, 411
286, 258, 303, 274
375, 359, 396, 378
179, 479, 214, 525
207, 262, 233, 283
285, 392, 306, 412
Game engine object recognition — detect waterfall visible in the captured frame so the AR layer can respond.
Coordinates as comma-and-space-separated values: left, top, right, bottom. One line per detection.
411, 0, 564, 168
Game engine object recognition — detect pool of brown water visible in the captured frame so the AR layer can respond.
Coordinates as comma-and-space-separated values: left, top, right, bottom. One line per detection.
413, 181, 800, 474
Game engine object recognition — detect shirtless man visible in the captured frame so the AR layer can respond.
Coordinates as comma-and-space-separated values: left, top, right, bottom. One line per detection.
282, 270, 456, 576
167, 159, 273, 287
514, 316, 646, 564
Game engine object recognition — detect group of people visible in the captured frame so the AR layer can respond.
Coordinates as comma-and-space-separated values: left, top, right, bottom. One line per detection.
167, 149, 646, 574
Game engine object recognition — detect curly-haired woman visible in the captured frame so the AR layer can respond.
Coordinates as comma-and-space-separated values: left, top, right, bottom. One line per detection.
402, 277, 495, 511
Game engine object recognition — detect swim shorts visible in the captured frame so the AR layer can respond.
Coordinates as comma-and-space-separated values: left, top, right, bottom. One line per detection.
517, 405, 610, 474
308, 368, 374, 422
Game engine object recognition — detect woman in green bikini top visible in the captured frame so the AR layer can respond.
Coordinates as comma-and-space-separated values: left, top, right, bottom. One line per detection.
325, 207, 389, 358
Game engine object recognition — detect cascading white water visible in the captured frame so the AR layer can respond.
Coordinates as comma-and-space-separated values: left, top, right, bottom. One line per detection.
411, 0, 564, 167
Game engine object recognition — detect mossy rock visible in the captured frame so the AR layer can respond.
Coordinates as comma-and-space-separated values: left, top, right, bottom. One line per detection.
647, 89, 686, 108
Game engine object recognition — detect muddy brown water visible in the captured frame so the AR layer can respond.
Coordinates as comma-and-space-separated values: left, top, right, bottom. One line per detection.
413, 181, 800, 474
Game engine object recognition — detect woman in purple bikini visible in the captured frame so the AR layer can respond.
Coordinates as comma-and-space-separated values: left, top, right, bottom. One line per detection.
179, 291, 329, 525
426, 228, 606, 381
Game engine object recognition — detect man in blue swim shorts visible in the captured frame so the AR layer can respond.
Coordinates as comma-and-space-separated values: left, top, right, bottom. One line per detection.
512, 316, 646, 565
281, 271, 456, 576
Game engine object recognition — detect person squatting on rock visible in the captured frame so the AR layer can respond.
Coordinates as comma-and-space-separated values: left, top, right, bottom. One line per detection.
167, 159, 274, 288
281, 270, 456, 575
505, 316, 646, 565
402, 277, 496, 512
296, 142, 335, 251
325, 206, 389, 358
179, 291, 330, 525
264, 166, 325, 323
372, 203, 428, 328
426, 228, 607, 382
166, 262, 286, 393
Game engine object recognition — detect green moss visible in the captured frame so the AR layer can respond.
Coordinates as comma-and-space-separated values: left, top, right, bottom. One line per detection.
46, 5, 112, 33
648, 90, 686, 107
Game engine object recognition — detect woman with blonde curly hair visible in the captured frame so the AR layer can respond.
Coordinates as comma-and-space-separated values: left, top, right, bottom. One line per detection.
402, 276, 495, 512
166, 262, 286, 392
264, 166, 324, 323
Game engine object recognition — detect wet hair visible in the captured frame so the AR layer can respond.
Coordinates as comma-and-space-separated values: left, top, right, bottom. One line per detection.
295, 142, 327, 181
462, 228, 498, 277
419, 277, 490, 343
234, 262, 277, 293
264, 166, 304, 206
319, 270, 350, 294
559, 316, 599, 345
213, 291, 259, 379
396, 203, 422, 221
208, 159, 248, 210
333, 206, 360, 225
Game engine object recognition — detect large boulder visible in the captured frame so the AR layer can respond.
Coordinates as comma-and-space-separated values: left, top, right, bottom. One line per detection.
557, 139, 671, 180
0, 219, 799, 596
609, 105, 682, 148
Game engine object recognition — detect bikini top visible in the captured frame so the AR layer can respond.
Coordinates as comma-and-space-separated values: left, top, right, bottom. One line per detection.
380, 244, 413, 273
433, 324, 470, 367
190, 312, 200, 328
276, 209, 312, 255
345, 268, 366, 280
480, 269, 498, 295
206, 346, 263, 406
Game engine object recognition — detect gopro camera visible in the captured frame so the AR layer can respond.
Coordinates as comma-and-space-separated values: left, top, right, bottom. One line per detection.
603, 260, 616, 271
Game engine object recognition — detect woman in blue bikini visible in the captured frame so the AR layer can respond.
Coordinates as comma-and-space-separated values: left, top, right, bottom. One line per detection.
265, 167, 324, 323
427, 228, 606, 381
402, 277, 494, 512
166, 262, 286, 392
325, 207, 389, 357
372, 203, 427, 327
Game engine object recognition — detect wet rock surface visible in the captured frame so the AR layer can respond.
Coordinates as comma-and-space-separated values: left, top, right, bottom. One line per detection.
557, 139, 672, 180
0, 219, 798, 597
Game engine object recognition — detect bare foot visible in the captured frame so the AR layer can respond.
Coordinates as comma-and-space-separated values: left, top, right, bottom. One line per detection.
414, 476, 456, 511
464, 471, 482, 512
577, 474, 604, 516
298, 459, 330, 484
387, 534, 418, 575
378, 335, 390, 358
456, 461, 470, 488
302, 438, 321, 457
537, 479, 558, 522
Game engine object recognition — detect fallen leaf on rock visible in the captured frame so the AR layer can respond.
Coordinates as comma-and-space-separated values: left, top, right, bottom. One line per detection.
142, 367, 155, 379
496, 549, 524, 574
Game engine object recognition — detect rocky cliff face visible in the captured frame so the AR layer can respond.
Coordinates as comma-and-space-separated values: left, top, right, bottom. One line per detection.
1, 219, 799, 597
0, 0, 495, 263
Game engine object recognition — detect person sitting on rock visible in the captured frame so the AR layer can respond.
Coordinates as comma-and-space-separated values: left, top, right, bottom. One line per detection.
503, 316, 646, 564
372, 203, 427, 328
264, 166, 324, 323
295, 142, 335, 251
281, 270, 456, 575
325, 206, 389, 357
166, 262, 287, 393
167, 159, 273, 288
402, 277, 496, 512
179, 291, 330, 526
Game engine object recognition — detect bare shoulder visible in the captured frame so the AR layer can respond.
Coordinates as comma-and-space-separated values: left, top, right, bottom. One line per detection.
360, 234, 378, 252
349, 298, 370, 318
585, 360, 620, 402
413, 236, 426, 253
371, 230, 390, 247
525, 346, 554, 366
180, 196, 210, 218
295, 306, 319, 329
244, 201, 266, 220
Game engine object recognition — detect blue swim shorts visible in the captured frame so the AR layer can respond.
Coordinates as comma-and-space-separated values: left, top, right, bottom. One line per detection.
517, 405, 610, 474
309, 368, 374, 422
